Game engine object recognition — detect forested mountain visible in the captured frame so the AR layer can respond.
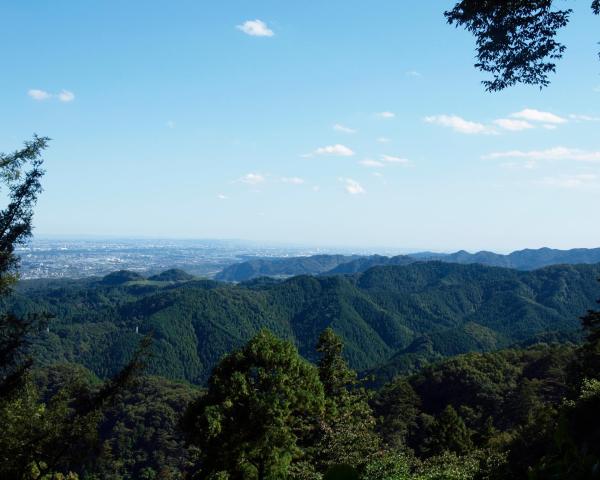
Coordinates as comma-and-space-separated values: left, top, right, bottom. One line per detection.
7, 261, 599, 385
215, 254, 361, 281
214, 247, 600, 282
416, 247, 600, 270
324, 254, 415, 274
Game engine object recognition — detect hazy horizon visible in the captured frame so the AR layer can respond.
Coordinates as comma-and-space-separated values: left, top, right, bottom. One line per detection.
26, 234, 600, 256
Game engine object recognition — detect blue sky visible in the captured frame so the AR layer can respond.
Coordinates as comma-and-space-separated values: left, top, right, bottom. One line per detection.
1, 1, 599, 252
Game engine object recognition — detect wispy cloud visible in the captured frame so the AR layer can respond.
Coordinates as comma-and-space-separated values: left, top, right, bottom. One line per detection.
333, 124, 357, 134
314, 144, 355, 156
381, 154, 409, 164
238, 173, 266, 185
538, 174, 599, 189
359, 154, 409, 168
424, 115, 493, 135
376, 137, 391, 143
217, 193, 228, 200
166, 120, 176, 129
569, 114, 600, 122
493, 118, 534, 131
281, 176, 305, 185
376, 111, 395, 119
57, 90, 75, 102
236, 19, 274, 37
511, 109, 566, 124
339, 178, 365, 195
359, 159, 385, 168
28, 88, 75, 102
406, 70, 422, 77
484, 147, 600, 163
28, 89, 51, 100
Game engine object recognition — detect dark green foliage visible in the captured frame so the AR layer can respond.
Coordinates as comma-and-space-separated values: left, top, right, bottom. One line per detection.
371, 378, 420, 449
92, 375, 199, 479
423, 405, 473, 456
0, 135, 47, 397
323, 464, 359, 480
100, 270, 146, 286
447, 1, 600, 91
312, 329, 380, 473
317, 328, 356, 397
8, 262, 600, 385
147, 269, 195, 282
182, 330, 325, 480
446, 0, 571, 91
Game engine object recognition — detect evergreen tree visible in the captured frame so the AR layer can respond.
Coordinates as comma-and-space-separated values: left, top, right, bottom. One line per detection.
317, 328, 356, 398
425, 405, 473, 456
578, 287, 600, 382
182, 330, 325, 480
313, 329, 379, 473
371, 378, 421, 449
0, 135, 47, 397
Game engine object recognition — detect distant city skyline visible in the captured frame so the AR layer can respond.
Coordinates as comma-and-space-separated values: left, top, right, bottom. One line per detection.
2, 1, 600, 251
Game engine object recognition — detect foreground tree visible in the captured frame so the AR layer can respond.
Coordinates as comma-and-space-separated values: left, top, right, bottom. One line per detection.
446, 1, 600, 91
0, 135, 47, 397
313, 329, 380, 474
182, 330, 325, 480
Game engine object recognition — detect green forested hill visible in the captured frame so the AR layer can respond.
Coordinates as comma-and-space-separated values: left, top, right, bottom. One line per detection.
6, 261, 600, 384
215, 254, 362, 281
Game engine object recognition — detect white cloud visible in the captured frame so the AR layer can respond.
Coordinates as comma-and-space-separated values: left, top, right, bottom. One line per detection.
339, 178, 365, 195
359, 159, 385, 168
424, 115, 493, 135
511, 108, 566, 124
236, 19, 274, 37
314, 144, 355, 156
376, 137, 391, 143
217, 193, 228, 200
57, 89, 75, 102
28, 88, 75, 102
493, 118, 534, 131
538, 174, 599, 189
281, 176, 304, 185
359, 155, 409, 168
333, 124, 357, 134
381, 154, 409, 164
406, 70, 422, 77
500, 160, 537, 170
569, 114, 600, 122
483, 147, 600, 163
28, 89, 51, 100
377, 111, 395, 119
238, 173, 266, 185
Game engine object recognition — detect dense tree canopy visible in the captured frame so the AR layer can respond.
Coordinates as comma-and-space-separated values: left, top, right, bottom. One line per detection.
182, 330, 325, 480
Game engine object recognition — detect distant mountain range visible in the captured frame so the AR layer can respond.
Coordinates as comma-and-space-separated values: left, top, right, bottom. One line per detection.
8, 261, 599, 385
215, 247, 600, 282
